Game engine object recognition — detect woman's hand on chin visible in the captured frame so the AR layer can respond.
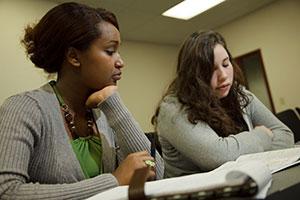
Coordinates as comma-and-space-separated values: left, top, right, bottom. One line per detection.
85, 85, 118, 108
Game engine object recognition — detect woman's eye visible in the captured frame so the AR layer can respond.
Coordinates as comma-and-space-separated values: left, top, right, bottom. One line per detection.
223, 63, 229, 68
105, 50, 115, 56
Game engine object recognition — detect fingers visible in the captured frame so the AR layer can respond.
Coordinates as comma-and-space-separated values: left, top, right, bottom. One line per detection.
85, 85, 117, 108
129, 151, 156, 181
127, 151, 155, 168
147, 168, 156, 180
113, 151, 156, 185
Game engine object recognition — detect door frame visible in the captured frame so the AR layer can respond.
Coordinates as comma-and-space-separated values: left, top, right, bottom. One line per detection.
234, 49, 276, 113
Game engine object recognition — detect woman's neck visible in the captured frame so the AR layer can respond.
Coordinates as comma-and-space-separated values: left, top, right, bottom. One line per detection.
55, 78, 90, 115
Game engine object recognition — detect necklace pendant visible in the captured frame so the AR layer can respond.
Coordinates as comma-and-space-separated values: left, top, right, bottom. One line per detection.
64, 112, 73, 122
50, 81, 97, 138
70, 126, 76, 133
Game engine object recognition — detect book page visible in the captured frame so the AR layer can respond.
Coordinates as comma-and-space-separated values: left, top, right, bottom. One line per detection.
87, 160, 272, 200
236, 147, 300, 173
144, 170, 224, 197
87, 185, 128, 200
212, 160, 272, 198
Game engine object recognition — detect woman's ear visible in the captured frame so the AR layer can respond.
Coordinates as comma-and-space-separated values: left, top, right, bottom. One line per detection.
66, 47, 81, 67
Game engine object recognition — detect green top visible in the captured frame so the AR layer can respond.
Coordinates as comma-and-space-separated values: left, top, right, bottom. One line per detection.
49, 80, 103, 178
71, 136, 103, 178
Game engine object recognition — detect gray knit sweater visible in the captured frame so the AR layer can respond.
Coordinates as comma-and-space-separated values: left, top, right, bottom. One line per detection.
157, 89, 294, 178
0, 83, 164, 199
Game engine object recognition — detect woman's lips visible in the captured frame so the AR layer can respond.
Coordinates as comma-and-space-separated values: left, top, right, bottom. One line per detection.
217, 84, 230, 90
112, 73, 122, 81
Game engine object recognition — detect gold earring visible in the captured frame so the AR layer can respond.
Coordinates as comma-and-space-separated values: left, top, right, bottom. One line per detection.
73, 59, 80, 67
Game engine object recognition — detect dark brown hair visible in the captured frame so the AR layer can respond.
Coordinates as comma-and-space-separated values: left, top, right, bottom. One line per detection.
21, 2, 119, 73
152, 30, 249, 137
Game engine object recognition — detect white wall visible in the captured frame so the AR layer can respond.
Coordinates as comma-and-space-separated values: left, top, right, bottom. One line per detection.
0, 0, 56, 104
118, 41, 177, 131
216, 0, 300, 112
0, 0, 178, 132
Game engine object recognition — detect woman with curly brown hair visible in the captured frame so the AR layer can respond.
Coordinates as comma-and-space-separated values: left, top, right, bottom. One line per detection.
0, 2, 163, 199
152, 30, 294, 178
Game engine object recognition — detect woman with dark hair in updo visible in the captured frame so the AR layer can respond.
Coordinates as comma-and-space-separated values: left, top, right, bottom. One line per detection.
0, 2, 163, 199
152, 30, 294, 178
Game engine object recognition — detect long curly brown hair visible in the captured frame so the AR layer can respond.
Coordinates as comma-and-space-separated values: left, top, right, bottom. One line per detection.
152, 30, 250, 137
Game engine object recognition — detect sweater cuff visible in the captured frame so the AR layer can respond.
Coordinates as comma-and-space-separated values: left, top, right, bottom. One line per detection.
102, 173, 120, 186
93, 173, 119, 190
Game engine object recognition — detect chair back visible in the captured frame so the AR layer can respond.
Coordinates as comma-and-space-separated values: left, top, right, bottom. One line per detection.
145, 132, 162, 156
296, 107, 300, 116
276, 109, 300, 143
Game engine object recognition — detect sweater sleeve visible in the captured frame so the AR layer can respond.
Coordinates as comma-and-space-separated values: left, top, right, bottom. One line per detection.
0, 94, 119, 200
245, 90, 294, 149
157, 96, 282, 171
98, 92, 164, 179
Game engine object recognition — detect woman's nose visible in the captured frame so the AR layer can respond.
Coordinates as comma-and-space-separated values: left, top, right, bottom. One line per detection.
115, 54, 124, 69
218, 68, 227, 81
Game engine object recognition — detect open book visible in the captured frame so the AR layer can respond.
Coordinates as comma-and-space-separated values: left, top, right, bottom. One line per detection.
87, 161, 272, 200
87, 147, 300, 200
235, 146, 300, 173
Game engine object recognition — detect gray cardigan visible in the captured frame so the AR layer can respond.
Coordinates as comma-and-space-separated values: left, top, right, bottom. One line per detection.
0, 83, 164, 199
156, 89, 294, 178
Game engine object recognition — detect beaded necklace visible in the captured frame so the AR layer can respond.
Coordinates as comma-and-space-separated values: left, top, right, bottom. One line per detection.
49, 80, 95, 139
